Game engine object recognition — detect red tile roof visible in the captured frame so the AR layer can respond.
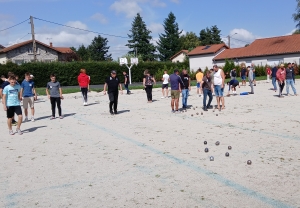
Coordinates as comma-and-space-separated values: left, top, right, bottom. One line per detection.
0, 44, 5, 49
170, 50, 189, 60
0, 40, 73, 54
187, 43, 229, 56
214, 34, 300, 60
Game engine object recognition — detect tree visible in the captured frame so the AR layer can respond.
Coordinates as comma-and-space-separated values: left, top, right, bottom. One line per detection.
293, 29, 300, 34
126, 13, 156, 61
179, 32, 201, 51
199, 25, 222, 45
293, 0, 300, 29
88, 35, 112, 61
77, 44, 90, 61
157, 12, 182, 61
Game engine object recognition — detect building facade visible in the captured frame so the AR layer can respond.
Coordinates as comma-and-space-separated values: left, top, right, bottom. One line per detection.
170, 50, 188, 63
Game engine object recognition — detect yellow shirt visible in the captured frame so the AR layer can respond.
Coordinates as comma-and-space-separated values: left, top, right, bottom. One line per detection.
196, 72, 204, 83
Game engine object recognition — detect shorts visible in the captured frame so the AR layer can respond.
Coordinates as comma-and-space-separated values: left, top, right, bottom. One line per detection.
241, 76, 246, 81
162, 84, 169, 89
171, 90, 180, 99
23, 97, 34, 109
196, 83, 200, 88
214, 85, 224, 97
7, 106, 22, 118
253, 74, 256, 79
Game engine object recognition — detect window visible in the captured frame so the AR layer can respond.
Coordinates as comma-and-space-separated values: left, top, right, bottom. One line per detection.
14, 59, 24, 65
202, 45, 211, 50
27, 47, 39, 54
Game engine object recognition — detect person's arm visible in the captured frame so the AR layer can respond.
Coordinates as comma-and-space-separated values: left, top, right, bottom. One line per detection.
2, 94, 7, 110
221, 70, 225, 88
103, 83, 107, 95
125, 76, 128, 84
46, 85, 50, 99
0, 88, 3, 98
153, 77, 156, 85
188, 77, 191, 91
119, 83, 123, 95
20, 87, 23, 98
18, 90, 22, 102
33, 87, 37, 100
143, 78, 146, 88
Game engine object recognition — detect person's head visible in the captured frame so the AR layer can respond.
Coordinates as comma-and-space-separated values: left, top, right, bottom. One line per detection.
198, 68, 202, 73
7, 71, 13, 77
206, 71, 211, 78
80, 69, 86, 74
164, 70, 167, 74
288, 62, 291, 68
144, 69, 149, 76
213, 65, 219, 72
174, 69, 179, 75
15, 75, 19, 80
226, 81, 230, 85
25, 72, 31, 81
1, 75, 6, 81
247, 66, 251, 70
50, 74, 56, 82
182, 69, 187, 75
111, 70, 117, 77
233, 68, 236, 71
292, 63, 295, 66
8, 75, 16, 86
280, 64, 285, 69
123, 71, 127, 75
209, 68, 213, 72
251, 63, 254, 67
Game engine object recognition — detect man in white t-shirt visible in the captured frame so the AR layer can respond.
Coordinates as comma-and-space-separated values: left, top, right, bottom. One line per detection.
161, 70, 170, 98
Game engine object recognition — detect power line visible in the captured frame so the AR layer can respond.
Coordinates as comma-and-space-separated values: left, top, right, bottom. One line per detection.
0, 18, 29, 32
33, 16, 128, 39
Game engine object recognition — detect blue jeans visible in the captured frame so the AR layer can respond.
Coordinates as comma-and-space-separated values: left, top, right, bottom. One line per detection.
203, 88, 213, 108
286, 79, 297, 95
124, 84, 130, 94
272, 77, 277, 90
181, 89, 189, 108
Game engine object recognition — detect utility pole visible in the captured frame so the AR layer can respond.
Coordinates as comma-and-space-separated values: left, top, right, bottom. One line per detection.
30, 16, 37, 62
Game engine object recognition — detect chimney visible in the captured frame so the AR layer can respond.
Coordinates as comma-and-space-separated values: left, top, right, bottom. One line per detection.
50, 42, 53, 47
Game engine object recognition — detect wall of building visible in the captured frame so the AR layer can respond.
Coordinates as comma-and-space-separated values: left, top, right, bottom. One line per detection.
214, 53, 300, 67
6, 43, 58, 64
0, 53, 7, 64
171, 53, 186, 63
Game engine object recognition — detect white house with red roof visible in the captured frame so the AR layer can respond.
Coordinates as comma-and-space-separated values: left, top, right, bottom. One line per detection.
0, 40, 74, 65
170, 50, 189, 63
187, 43, 229, 71
213, 34, 300, 67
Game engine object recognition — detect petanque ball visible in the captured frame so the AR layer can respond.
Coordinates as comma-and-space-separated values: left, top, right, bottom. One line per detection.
196, 113, 199, 115
191, 114, 193, 116
247, 160, 252, 165
204, 141, 207, 145
228, 146, 232, 150
216, 114, 218, 116
201, 112, 203, 115
225, 152, 229, 157
205, 148, 209, 152
215, 141, 220, 146
210, 156, 214, 161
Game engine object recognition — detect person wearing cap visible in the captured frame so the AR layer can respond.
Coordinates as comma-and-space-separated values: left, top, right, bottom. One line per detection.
276, 64, 286, 98
169, 69, 184, 113
103, 70, 123, 115
285, 63, 297, 96
77, 69, 90, 106
20, 72, 37, 122
213, 65, 225, 110
143, 70, 156, 103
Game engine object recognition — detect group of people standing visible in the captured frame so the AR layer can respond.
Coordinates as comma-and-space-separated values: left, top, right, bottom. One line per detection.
270, 63, 297, 97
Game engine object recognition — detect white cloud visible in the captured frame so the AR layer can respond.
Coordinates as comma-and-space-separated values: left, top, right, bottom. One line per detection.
110, 0, 142, 18
91, 13, 108, 24
285, 29, 297, 35
223, 28, 259, 48
148, 23, 164, 34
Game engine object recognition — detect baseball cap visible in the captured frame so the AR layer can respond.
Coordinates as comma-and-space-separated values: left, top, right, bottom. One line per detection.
111, 70, 116, 74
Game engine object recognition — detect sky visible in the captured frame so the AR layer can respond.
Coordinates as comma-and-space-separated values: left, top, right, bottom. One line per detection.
0, 0, 298, 60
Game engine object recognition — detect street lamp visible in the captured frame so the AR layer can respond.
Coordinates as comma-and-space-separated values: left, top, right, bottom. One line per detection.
119, 57, 138, 85
227, 33, 237, 48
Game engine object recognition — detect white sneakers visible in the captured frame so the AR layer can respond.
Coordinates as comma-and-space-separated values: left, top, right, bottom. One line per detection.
83, 102, 88, 106
24, 117, 34, 122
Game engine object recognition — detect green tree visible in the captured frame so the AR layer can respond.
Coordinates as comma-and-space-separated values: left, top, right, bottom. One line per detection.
199, 25, 222, 45
157, 12, 182, 61
293, 0, 300, 29
88, 35, 112, 61
70, 47, 77, 52
179, 32, 201, 51
77, 44, 90, 61
293, 29, 300, 34
126, 13, 156, 61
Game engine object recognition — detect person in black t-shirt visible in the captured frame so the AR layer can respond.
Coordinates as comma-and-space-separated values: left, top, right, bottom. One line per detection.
180, 69, 190, 109
240, 65, 247, 86
103, 70, 123, 115
123, 71, 131, 95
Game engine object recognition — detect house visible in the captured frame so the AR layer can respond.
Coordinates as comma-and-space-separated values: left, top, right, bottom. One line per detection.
187, 43, 229, 71
170, 50, 188, 63
0, 40, 75, 65
213, 34, 300, 67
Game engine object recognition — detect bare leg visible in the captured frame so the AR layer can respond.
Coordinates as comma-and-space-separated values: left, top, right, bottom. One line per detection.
216, 97, 220, 110
166, 89, 169, 97
162, 89, 165, 97
17, 115, 22, 129
171, 99, 175, 110
31, 108, 35, 117
175, 99, 179, 111
221, 97, 225, 109
24, 108, 28, 117
7, 118, 12, 131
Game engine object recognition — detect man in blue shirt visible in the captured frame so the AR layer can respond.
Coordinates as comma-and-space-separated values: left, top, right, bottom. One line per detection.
169, 69, 184, 113
271, 65, 278, 91
21, 72, 37, 122
2, 75, 23, 135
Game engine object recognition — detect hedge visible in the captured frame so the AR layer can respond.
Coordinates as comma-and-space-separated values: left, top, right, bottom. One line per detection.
0, 61, 189, 87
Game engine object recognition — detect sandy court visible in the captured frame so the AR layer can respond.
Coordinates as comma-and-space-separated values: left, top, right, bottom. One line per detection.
0, 80, 300, 208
